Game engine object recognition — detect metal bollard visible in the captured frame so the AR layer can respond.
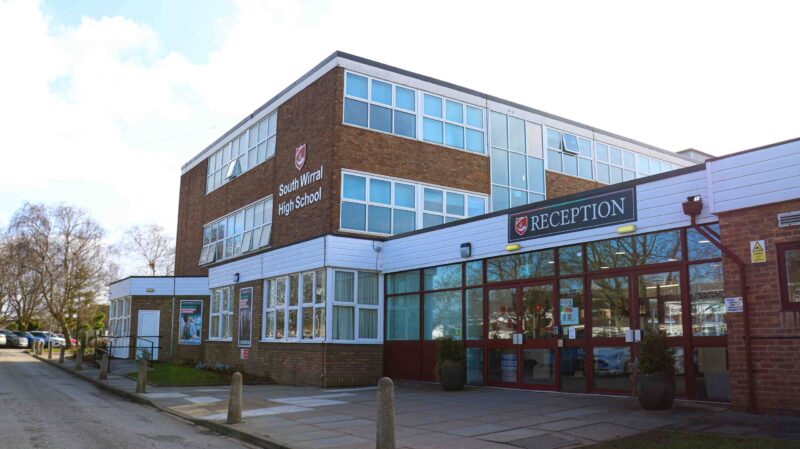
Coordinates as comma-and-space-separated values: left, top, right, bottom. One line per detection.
227, 372, 243, 424
99, 353, 109, 380
136, 358, 147, 393
376, 377, 396, 449
59, 345, 65, 363
48, 341, 53, 359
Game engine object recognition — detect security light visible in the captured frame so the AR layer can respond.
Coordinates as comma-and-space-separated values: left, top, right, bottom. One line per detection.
460, 243, 471, 258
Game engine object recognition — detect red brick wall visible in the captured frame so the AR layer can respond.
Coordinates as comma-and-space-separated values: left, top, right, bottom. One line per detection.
546, 171, 603, 200
718, 199, 800, 415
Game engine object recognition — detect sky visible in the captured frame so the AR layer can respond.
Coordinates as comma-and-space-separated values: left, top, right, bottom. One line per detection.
0, 0, 798, 272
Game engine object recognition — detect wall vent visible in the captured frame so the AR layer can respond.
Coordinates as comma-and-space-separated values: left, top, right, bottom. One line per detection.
778, 211, 800, 227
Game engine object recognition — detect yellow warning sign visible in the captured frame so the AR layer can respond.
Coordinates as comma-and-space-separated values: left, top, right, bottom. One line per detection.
750, 240, 766, 263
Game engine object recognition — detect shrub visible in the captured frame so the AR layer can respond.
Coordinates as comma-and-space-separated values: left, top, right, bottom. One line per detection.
637, 332, 675, 375
435, 336, 465, 365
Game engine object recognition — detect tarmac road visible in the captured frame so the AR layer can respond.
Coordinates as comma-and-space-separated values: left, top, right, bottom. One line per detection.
0, 349, 254, 449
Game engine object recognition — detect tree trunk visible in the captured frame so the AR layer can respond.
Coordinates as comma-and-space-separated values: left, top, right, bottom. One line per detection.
59, 317, 72, 349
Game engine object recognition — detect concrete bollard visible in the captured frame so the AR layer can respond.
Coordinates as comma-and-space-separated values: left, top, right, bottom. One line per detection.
99, 353, 109, 380
48, 341, 53, 359
35, 340, 41, 355
136, 358, 147, 393
376, 377, 396, 449
227, 372, 243, 424
39, 340, 44, 355
59, 345, 65, 363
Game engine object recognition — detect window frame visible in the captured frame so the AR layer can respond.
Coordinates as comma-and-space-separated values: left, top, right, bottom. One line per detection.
343, 71, 418, 139
545, 127, 596, 182
490, 111, 546, 211
207, 110, 277, 193
331, 269, 382, 343
209, 286, 233, 341
199, 196, 273, 265
777, 241, 800, 311
261, 268, 328, 343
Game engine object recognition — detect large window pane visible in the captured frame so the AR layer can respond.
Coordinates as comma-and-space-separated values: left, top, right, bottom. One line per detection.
334, 271, 355, 302
445, 100, 463, 122
488, 288, 516, 340
342, 174, 366, 200
687, 225, 722, 260
591, 276, 630, 338
357, 272, 379, 305
693, 347, 730, 401
371, 79, 392, 105
341, 202, 366, 231
424, 291, 462, 340
563, 154, 578, 176
424, 94, 442, 117
559, 278, 584, 339
387, 294, 419, 340
423, 188, 443, 212
522, 284, 554, 339
578, 158, 593, 179
490, 111, 507, 149
367, 205, 391, 234
587, 236, 636, 270
492, 185, 509, 212
346, 73, 368, 98
395, 86, 415, 111
466, 106, 483, 128
467, 348, 484, 385
387, 270, 420, 294
466, 288, 483, 340
486, 250, 555, 282
423, 118, 443, 144
332, 306, 354, 340
466, 260, 483, 286
358, 309, 378, 339
559, 245, 583, 275
394, 111, 415, 138
369, 105, 392, 132
302, 307, 313, 339
468, 196, 485, 217
638, 230, 681, 264
466, 129, 484, 153
394, 183, 415, 208
523, 349, 555, 385
638, 271, 682, 337
344, 99, 368, 127
690, 262, 726, 336
547, 149, 562, 172
527, 157, 545, 193
424, 263, 462, 290
445, 123, 464, 148
393, 210, 415, 234
593, 347, 632, 391
446, 192, 464, 216
491, 148, 509, 185
784, 247, 800, 303
369, 179, 391, 204
509, 153, 526, 189
560, 347, 586, 392
508, 116, 525, 153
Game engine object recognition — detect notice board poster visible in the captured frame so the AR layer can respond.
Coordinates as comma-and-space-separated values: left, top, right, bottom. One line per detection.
238, 287, 253, 348
178, 300, 203, 345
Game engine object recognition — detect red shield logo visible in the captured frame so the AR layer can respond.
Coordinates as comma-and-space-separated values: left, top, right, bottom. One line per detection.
514, 216, 528, 237
294, 144, 306, 171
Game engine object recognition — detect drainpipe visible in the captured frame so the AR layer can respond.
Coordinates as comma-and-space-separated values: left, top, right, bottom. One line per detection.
683, 196, 756, 413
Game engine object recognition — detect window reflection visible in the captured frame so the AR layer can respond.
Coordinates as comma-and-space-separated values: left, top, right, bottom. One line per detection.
487, 250, 555, 282
586, 230, 681, 270
593, 347, 632, 391
689, 263, 726, 336
522, 285, 554, 338
687, 224, 721, 261
523, 349, 555, 385
424, 291, 462, 340
591, 276, 630, 337
466, 288, 483, 340
638, 271, 682, 336
488, 288, 517, 339
558, 244, 583, 275
423, 263, 462, 290
386, 294, 419, 340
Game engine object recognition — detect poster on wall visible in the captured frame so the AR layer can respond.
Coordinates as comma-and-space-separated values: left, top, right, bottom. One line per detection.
560, 298, 578, 325
238, 288, 253, 348
178, 300, 203, 345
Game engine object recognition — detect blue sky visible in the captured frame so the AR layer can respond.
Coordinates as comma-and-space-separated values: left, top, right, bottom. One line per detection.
0, 0, 798, 276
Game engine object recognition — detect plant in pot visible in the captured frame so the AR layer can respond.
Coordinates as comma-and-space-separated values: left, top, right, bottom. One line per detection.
636, 332, 676, 410
435, 336, 466, 391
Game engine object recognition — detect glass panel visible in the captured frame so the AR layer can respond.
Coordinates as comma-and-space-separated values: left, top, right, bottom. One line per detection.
559, 277, 585, 339
650, 158, 662, 174
466, 261, 483, 286
387, 271, 420, 295
302, 272, 313, 304
693, 347, 730, 401
522, 284, 554, 339
422, 118, 443, 144
345, 72, 368, 98
563, 133, 579, 153
421, 189, 443, 213
488, 348, 517, 383
596, 163, 610, 184
586, 236, 636, 270
623, 169, 635, 181
386, 294, 420, 340
341, 202, 366, 231
358, 272, 379, 305
394, 111, 415, 138
492, 185, 509, 212
486, 250, 555, 282
446, 192, 464, 216
264, 312, 275, 338
578, 158, 593, 179
622, 151, 635, 169
559, 245, 583, 275
466, 288, 483, 340
274, 277, 286, 306
547, 149, 562, 172
690, 262, 726, 336
344, 98, 368, 127
423, 213, 443, 228
302, 307, 313, 339
638, 230, 682, 264
393, 210, 415, 234
578, 137, 592, 158
527, 157, 544, 192
523, 349, 555, 385
673, 347, 686, 396
546, 129, 561, 149
424, 291, 462, 340
509, 152, 526, 189
510, 189, 527, 207
315, 269, 326, 304
609, 146, 622, 165
342, 174, 366, 200
466, 106, 483, 128
424, 263, 462, 290
367, 205, 391, 234
560, 347, 587, 392
508, 116, 525, 153
591, 276, 630, 338
491, 148, 509, 185
445, 100, 463, 123
687, 225, 722, 260
395, 86, 415, 111
358, 309, 378, 339
465, 129, 484, 153
314, 307, 326, 338
335, 271, 355, 303
610, 166, 623, 184
394, 183, 415, 208
369, 104, 392, 133
369, 179, 391, 204
786, 247, 800, 303
423, 94, 442, 118
638, 271, 682, 337
332, 306, 354, 340
490, 111, 508, 149
563, 154, 578, 176
466, 348, 484, 385
468, 196, 486, 217
596, 143, 609, 162
371, 79, 392, 105
275, 310, 285, 339
289, 274, 299, 306
445, 123, 464, 148
593, 347, 632, 391
488, 288, 516, 340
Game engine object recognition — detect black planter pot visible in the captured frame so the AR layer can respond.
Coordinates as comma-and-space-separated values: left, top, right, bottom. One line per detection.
637, 373, 675, 410
438, 362, 466, 391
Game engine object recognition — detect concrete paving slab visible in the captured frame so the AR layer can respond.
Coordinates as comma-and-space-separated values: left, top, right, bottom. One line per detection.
477, 428, 551, 443
563, 423, 640, 441
447, 423, 513, 437
536, 419, 593, 431
508, 433, 581, 449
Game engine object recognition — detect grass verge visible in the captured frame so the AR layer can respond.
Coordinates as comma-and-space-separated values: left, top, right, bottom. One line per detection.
588, 431, 800, 449
126, 362, 229, 387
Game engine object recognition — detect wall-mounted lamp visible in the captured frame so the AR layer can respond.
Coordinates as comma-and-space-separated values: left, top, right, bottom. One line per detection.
460, 243, 472, 258
145, 288, 155, 293
233, 273, 240, 283
505, 243, 521, 252
617, 224, 636, 234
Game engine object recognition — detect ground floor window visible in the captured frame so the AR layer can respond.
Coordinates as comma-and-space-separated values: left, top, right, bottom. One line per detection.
263, 269, 326, 341
108, 297, 131, 337
777, 241, 800, 310
209, 286, 233, 340
332, 270, 380, 341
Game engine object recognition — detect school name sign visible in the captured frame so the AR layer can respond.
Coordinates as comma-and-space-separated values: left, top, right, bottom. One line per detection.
508, 188, 637, 242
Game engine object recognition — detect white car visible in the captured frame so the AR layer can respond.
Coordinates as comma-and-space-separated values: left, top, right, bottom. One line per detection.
29, 331, 65, 347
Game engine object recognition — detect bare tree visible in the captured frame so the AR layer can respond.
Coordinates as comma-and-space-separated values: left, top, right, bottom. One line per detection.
0, 231, 45, 330
10, 203, 113, 347
119, 224, 175, 276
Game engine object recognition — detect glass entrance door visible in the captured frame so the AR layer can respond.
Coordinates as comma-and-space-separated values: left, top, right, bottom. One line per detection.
486, 287, 518, 386
589, 275, 634, 393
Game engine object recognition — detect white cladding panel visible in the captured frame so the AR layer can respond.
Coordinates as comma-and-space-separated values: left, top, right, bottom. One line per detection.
325, 236, 383, 270
129, 277, 176, 296
382, 169, 714, 273
175, 277, 210, 296
262, 237, 325, 278
708, 140, 800, 213
208, 253, 261, 288
109, 278, 131, 300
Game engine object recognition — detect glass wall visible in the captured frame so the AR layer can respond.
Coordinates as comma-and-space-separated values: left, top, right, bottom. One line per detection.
490, 112, 545, 211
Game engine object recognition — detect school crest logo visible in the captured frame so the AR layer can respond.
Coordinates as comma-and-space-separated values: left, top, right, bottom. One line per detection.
294, 144, 307, 171
514, 216, 528, 237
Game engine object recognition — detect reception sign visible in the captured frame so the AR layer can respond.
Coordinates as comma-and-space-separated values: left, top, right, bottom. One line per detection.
509, 188, 637, 242
178, 300, 202, 345
238, 287, 253, 348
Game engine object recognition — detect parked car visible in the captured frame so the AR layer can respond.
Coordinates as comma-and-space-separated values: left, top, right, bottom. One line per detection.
0, 332, 6, 347
29, 331, 65, 347
12, 331, 41, 349
0, 330, 28, 348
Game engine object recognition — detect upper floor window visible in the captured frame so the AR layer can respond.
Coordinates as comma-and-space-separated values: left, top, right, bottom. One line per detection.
422, 94, 485, 154
547, 128, 594, 181
637, 154, 675, 178
491, 112, 545, 211
595, 142, 636, 184
344, 72, 416, 139
207, 111, 277, 193
340, 171, 486, 235
199, 197, 273, 265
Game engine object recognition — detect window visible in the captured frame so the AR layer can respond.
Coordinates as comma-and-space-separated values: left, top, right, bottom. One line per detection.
340, 171, 486, 234
262, 269, 327, 341
778, 241, 800, 310
637, 154, 675, 178
687, 224, 722, 261
586, 230, 681, 270
491, 112, 545, 211
546, 128, 594, 181
595, 142, 636, 184
332, 270, 380, 341
109, 297, 131, 337
344, 72, 417, 139
200, 197, 273, 265
689, 262, 726, 336
207, 111, 277, 193
486, 249, 555, 282
423, 94, 485, 153
210, 287, 233, 340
